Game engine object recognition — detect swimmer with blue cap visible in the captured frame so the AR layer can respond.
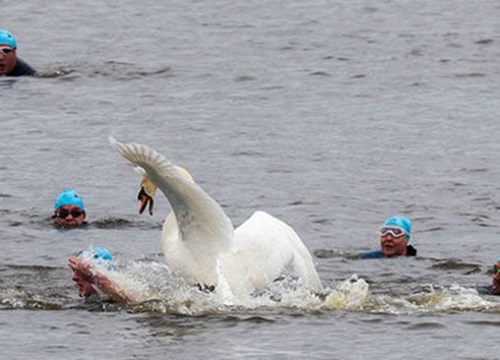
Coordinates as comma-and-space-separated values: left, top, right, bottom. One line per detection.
69, 246, 114, 298
68, 246, 133, 302
53, 189, 87, 228
77, 246, 114, 264
490, 256, 500, 295
0, 29, 36, 76
362, 216, 417, 259
477, 256, 500, 296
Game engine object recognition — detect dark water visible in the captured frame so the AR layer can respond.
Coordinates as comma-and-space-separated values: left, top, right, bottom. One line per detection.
2, 0, 500, 359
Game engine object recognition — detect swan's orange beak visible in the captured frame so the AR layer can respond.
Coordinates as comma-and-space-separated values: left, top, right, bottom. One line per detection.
137, 187, 154, 215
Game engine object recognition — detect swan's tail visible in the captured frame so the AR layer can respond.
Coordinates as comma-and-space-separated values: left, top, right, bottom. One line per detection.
232, 211, 324, 294
279, 220, 324, 293
255, 211, 324, 293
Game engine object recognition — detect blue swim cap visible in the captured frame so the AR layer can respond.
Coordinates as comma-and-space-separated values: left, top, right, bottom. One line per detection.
383, 216, 412, 240
54, 189, 85, 211
77, 246, 114, 268
92, 246, 114, 261
0, 30, 17, 49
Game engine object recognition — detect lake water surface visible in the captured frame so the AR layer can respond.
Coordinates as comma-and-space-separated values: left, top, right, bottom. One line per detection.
2, 1, 500, 359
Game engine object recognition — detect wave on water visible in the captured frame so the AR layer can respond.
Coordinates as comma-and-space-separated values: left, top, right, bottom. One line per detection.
2, 259, 499, 316
322, 275, 500, 314
69, 261, 500, 316
323, 275, 372, 311
405, 285, 499, 313
0, 289, 61, 311
0, 78, 18, 90
98, 260, 325, 316
32, 61, 173, 81
18, 60, 173, 81
35, 68, 75, 79
0, 209, 161, 230
429, 258, 482, 275
91, 217, 162, 230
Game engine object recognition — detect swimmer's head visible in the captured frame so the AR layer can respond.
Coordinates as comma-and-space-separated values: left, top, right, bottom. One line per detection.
54, 189, 85, 211
91, 247, 114, 261
382, 216, 412, 241
77, 246, 114, 269
0, 30, 16, 49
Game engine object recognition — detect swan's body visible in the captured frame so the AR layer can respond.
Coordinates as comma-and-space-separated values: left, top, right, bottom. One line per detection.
110, 138, 323, 296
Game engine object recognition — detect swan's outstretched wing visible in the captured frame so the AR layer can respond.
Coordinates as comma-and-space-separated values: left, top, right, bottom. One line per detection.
109, 137, 234, 261
223, 211, 323, 294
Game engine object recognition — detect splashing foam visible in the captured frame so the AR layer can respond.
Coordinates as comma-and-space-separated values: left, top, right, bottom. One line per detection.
322, 277, 500, 315
323, 275, 372, 311
406, 285, 498, 313
78, 259, 500, 315
99, 260, 324, 315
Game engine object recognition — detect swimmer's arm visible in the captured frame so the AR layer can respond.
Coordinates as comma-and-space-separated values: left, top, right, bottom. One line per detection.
69, 256, 134, 303
93, 273, 134, 303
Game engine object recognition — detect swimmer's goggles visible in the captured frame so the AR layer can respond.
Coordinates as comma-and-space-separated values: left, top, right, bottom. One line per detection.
378, 226, 407, 238
0, 47, 13, 55
56, 208, 85, 219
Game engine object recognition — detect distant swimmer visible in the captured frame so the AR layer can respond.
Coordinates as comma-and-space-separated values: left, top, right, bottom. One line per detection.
52, 189, 87, 228
490, 258, 500, 295
69, 246, 135, 303
362, 216, 417, 259
477, 257, 500, 296
0, 30, 36, 77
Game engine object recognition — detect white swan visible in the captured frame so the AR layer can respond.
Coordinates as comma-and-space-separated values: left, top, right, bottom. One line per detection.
109, 137, 324, 296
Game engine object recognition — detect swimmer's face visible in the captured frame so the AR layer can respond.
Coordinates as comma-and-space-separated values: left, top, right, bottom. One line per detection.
53, 205, 86, 228
0, 45, 16, 76
380, 232, 408, 257
491, 261, 500, 295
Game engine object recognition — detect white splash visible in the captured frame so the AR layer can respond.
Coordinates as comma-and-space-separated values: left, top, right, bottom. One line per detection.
322, 277, 500, 315
90, 259, 500, 316
323, 275, 373, 311
405, 284, 499, 313
95, 259, 324, 315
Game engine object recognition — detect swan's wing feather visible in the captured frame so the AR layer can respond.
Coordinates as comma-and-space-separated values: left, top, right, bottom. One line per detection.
134, 166, 147, 178
109, 137, 234, 254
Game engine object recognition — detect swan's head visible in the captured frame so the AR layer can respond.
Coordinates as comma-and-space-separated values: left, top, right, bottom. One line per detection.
137, 176, 157, 215
136, 165, 194, 215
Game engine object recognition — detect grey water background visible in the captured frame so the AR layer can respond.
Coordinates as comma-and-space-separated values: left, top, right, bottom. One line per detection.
2, 0, 500, 359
